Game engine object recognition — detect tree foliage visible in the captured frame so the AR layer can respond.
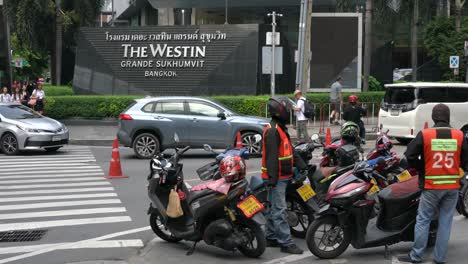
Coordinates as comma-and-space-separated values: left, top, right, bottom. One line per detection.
424, 16, 468, 80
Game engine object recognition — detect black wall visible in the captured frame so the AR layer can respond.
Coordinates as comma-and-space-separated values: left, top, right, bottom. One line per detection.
73, 24, 259, 95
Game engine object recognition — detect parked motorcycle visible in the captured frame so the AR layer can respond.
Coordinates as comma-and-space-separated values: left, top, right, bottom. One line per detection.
305, 161, 438, 259
146, 145, 267, 258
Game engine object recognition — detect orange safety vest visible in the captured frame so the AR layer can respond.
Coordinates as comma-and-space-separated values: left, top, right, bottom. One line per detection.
422, 128, 464, 190
261, 124, 294, 180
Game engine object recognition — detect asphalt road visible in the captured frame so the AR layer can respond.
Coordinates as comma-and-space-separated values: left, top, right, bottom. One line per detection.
0, 144, 467, 264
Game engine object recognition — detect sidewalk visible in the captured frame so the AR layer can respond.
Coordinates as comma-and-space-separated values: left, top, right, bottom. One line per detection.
64, 120, 379, 146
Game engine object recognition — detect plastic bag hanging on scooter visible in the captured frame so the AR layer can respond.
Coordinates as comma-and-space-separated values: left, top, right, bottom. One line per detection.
166, 187, 184, 218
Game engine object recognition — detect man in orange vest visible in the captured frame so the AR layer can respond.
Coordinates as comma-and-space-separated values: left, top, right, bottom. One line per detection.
261, 96, 305, 255
399, 104, 468, 264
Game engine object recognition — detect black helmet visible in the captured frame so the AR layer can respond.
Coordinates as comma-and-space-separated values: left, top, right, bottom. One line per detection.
267, 96, 295, 124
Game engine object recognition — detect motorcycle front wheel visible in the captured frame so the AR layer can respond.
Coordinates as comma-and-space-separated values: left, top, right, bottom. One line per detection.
237, 220, 266, 258
149, 213, 182, 243
457, 186, 468, 218
306, 216, 351, 259
286, 196, 314, 238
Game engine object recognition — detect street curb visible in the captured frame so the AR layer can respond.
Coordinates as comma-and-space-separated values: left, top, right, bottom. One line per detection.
61, 119, 118, 126
65, 261, 128, 264
69, 139, 115, 146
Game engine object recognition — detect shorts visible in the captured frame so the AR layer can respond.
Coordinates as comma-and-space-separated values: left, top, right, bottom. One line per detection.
330, 101, 340, 112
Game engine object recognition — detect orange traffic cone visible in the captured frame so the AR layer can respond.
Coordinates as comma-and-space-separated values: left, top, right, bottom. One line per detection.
236, 132, 243, 149
106, 139, 128, 179
325, 128, 332, 146
424, 121, 428, 129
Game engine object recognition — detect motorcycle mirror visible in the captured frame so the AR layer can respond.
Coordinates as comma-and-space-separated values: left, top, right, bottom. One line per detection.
254, 134, 262, 143
203, 144, 214, 153
174, 133, 180, 143
311, 134, 320, 142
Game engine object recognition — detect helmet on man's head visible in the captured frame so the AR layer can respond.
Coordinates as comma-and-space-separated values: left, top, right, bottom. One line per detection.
341, 121, 360, 141
348, 95, 358, 104
267, 96, 295, 124
219, 155, 246, 183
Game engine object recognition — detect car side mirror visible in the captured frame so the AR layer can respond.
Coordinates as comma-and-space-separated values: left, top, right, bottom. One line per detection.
217, 112, 226, 120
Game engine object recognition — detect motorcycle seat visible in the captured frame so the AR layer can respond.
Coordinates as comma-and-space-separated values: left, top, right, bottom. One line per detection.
378, 177, 420, 214
188, 189, 214, 204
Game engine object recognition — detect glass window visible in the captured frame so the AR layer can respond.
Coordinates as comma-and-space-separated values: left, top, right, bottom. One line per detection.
384, 87, 415, 104
145, 5, 158, 25
188, 102, 220, 117
418, 88, 448, 103
0, 105, 41, 119
447, 88, 468, 103
154, 102, 185, 115
141, 102, 155, 113
174, 8, 192, 25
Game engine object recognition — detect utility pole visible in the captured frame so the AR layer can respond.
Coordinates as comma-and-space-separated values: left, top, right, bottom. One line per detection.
55, 0, 62, 85
3, 0, 12, 88
225, 0, 229, 24
411, 0, 419, 82
268, 12, 282, 96
363, 0, 372, 91
295, 0, 313, 94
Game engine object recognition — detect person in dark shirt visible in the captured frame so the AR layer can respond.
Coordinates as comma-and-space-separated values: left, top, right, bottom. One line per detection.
261, 96, 306, 255
343, 95, 366, 143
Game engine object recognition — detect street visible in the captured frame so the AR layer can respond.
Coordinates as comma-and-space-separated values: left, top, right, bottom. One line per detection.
0, 144, 466, 264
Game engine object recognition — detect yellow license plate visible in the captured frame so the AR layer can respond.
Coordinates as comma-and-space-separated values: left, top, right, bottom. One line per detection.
397, 170, 412, 182
297, 184, 316, 202
237, 195, 264, 218
367, 179, 380, 195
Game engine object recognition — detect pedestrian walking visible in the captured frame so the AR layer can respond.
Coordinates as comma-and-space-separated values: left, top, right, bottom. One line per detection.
11, 85, 22, 104
398, 104, 468, 264
0, 86, 11, 103
20, 84, 30, 106
329, 77, 343, 125
294, 90, 309, 142
343, 95, 367, 144
261, 96, 305, 255
32, 81, 45, 114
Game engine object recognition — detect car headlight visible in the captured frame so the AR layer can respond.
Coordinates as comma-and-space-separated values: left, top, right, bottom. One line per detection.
16, 125, 41, 133
62, 123, 68, 131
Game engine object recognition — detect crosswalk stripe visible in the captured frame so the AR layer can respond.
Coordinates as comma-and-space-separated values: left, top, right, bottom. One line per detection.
0, 159, 96, 164
0, 199, 122, 210
0, 173, 105, 180
0, 163, 98, 168
0, 166, 101, 172
0, 169, 104, 175
0, 216, 132, 232
1, 181, 111, 189
0, 239, 143, 254
0, 177, 106, 184
0, 207, 126, 220
0, 193, 117, 203
0, 187, 115, 196
0, 155, 96, 159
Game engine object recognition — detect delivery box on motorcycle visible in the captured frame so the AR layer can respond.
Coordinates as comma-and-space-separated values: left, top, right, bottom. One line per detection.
336, 145, 360, 166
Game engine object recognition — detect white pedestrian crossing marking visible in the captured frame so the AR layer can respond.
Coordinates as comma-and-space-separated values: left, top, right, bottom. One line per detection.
0, 169, 103, 175
0, 207, 126, 220
0, 187, 114, 196
1, 181, 111, 189
0, 173, 104, 180
0, 199, 122, 210
0, 177, 106, 184
0, 193, 117, 203
0, 166, 101, 172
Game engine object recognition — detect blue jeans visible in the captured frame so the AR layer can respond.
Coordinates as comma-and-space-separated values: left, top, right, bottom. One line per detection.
410, 189, 458, 263
265, 181, 293, 246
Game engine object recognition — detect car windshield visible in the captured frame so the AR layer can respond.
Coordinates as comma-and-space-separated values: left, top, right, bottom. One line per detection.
0, 105, 42, 119
384, 87, 416, 104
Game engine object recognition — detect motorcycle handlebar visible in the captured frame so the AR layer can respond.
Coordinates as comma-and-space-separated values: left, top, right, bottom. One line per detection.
178, 146, 191, 156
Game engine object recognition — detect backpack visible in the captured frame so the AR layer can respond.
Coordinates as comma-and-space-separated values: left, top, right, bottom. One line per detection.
300, 98, 315, 119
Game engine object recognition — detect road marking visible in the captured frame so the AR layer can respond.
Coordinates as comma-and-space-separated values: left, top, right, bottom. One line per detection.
0, 163, 100, 168
0, 166, 101, 172
0, 216, 132, 232
454, 215, 465, 221
0, 177, 106, 184
0, 159, 96, 164
0, 226, 151, 264
262, 252, 313, 264
0, 154, 96, 159
0, 199, 121, 211
0, 169, 104, 176
0, 181, 111, 189
0, 193, 117, 203
0, 187, 115, 196
0, 173, 105, 180
0, 239, 143, 254
0, 207, 126, 220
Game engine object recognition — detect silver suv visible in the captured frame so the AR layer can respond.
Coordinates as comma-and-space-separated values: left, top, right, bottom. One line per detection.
117, 97, 268, 159
0, 103, 69, 155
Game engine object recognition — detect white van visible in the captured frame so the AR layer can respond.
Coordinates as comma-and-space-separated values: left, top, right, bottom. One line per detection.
378, 82, 468, 144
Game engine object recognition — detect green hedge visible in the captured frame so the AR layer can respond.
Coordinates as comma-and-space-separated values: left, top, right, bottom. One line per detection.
44, 92, 385, 119
43, 85, 74, 96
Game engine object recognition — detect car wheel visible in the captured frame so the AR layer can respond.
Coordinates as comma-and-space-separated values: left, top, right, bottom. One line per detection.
1, 133, 20, 155
45, 147, 62, 153
241, 132, 262, 155
133, 133, 160, 159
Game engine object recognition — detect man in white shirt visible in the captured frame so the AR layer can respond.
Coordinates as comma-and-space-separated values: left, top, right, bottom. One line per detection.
294, 90, 309, 142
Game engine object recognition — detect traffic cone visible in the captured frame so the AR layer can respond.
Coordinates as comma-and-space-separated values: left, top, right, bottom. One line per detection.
424, 121, 428, 129
325, 128, 332, 146
236, 132, 243, 149
106, 139, 128, 179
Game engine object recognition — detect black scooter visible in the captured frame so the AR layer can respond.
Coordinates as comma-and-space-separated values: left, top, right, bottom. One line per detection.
147, 146, 267, 258
306, 161, 438, 259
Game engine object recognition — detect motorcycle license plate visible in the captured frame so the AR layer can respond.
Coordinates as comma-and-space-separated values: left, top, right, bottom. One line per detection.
297, 184, 316, 202
397, 170, 412, 182
367, 179, 380, 195
237, 195, 264, 218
